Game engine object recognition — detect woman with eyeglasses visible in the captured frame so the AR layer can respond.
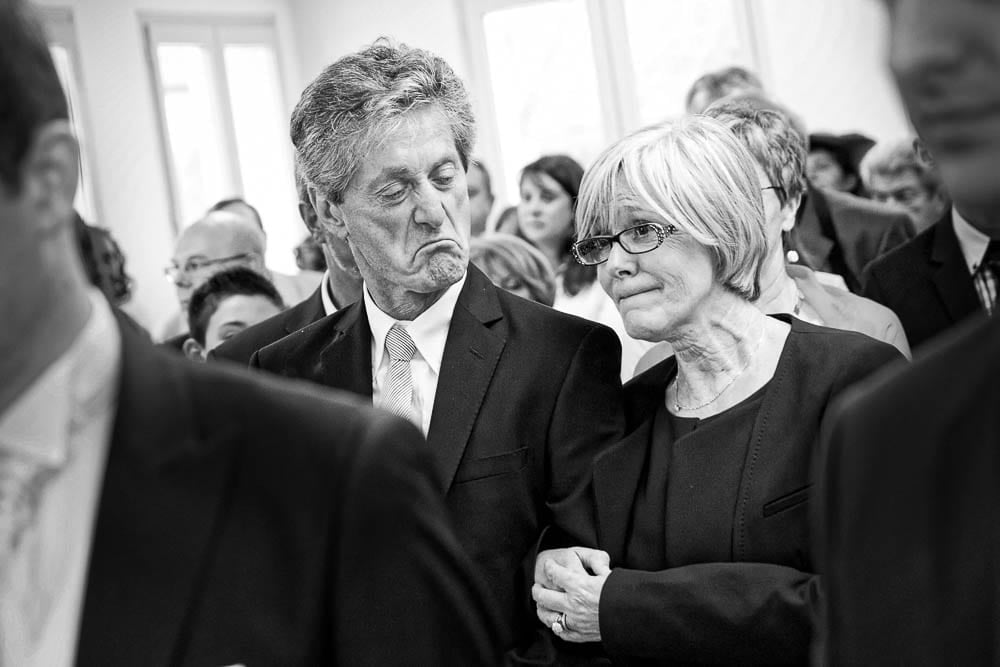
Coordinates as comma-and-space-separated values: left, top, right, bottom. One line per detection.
530, 116, 903, 665
635, 102, 911, 374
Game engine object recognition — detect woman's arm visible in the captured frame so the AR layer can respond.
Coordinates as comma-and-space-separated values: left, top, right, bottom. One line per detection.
534, 554, 818, 665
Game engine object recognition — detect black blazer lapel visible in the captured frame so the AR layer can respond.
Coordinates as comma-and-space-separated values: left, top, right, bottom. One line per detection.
931, 213, 982, 323
311, 301, 374, 398
77, 328, 239, 666
426, 267, 506, 492
284, 286, 326, 335
592, 422, 653, 564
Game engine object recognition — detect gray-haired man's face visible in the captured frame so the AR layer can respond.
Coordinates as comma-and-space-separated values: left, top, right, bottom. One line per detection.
331, 108, 471, 304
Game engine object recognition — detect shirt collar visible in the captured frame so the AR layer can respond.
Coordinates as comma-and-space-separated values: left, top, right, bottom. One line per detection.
952, 207, 993, 273
0, 289, 121, 466
364, 273, 467, 376
320, 270, 337, 316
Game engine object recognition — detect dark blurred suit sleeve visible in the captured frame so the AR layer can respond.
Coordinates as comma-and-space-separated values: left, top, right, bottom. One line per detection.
335, 414, 503, 665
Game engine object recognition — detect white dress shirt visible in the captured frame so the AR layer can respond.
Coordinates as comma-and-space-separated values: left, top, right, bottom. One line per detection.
364, 276, 466, 435
319, 270, 337, 316
0, 290, 120, 667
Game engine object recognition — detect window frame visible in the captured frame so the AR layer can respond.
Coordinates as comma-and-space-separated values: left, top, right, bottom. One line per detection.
141, 14, 291, 234
458, 0, 764, 203
39, 6, 103, 223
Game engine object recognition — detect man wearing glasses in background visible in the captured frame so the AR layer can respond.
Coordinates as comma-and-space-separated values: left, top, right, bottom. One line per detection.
159, 209, 269, 349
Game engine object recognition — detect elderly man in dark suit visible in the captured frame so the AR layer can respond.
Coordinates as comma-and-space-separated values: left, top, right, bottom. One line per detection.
250, 40, 625, 654
819, 0, 1000, 662
0, 3, 500, 664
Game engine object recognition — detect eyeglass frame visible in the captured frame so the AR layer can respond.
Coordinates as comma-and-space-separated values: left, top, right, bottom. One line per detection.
163, 252, 258, 285
572, 222, 678, 266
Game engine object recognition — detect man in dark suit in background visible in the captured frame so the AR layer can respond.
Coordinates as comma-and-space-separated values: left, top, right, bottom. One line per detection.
789, 182, 914, 293
211, 165, 362, 366
0, 3, 499, 664
861, 205, 987, 349
251, 40, 625, 654
819, 0, 1000, 662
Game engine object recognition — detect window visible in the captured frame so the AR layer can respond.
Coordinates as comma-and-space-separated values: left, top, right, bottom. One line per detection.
40, 8, 100, 223
144, 17, 298, 272
462, 0, 759, 202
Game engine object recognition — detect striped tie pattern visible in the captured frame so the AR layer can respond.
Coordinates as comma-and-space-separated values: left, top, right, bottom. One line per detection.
380, 324, 418, 426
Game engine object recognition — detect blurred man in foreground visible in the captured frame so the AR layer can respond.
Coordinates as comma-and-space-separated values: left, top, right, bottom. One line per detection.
819, 0, 1000, 662
0, 2, 499, 663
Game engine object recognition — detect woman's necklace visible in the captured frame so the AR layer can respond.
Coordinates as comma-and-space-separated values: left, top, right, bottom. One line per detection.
672, 324, 767, 413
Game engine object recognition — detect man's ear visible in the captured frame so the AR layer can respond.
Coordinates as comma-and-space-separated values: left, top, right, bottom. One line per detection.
182, 338, 207, 362
23, 120, 79, 236
309, 185, 349, 241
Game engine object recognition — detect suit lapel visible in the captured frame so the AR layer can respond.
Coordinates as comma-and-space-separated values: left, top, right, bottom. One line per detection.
426, 267, 505, 492
284, 287, 326, 335
311, 300, 373, 398
592, 423, 652, 564
77, 327, 238, 666
931, 213, 983, 323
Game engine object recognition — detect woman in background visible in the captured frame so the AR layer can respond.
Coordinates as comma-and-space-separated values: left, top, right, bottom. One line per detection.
470, 233, 556, 306
517, 155, 650, 379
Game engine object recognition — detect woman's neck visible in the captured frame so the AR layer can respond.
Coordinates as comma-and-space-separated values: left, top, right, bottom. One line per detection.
667, 291, 779, 415
755, 250, 799, 315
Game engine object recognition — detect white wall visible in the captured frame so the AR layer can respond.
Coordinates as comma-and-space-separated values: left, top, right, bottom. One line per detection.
289, 0, 471, 90
754, 0, 910, 140
35, 0, 301, 333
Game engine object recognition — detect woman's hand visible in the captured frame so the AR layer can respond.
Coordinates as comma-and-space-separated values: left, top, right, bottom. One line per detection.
532, 547, 611, 643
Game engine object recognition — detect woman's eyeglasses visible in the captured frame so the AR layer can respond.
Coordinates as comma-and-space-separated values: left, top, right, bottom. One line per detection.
572, 222, 676, 266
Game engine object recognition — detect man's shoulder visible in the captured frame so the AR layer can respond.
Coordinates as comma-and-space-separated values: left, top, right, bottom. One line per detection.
128, 339, 415, 468
213, 292, 324, 366
865, 222, 938, 277
832, 313, 997, 436
491, 285, 614, 341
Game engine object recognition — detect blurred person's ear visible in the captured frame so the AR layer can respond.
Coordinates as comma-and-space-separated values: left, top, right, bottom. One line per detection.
182, 338, 207, 362
308, 184, 348, 243
781, 194, 803, 232
23, 120, 79, 237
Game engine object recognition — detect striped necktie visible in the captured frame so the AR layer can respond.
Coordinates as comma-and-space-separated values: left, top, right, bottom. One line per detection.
380, 324, 419, 426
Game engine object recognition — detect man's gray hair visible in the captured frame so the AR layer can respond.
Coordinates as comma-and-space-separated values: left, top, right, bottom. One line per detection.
290, 38, 476, 204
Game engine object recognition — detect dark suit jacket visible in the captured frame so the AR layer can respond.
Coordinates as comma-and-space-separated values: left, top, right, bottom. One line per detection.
251, 265, 625, 651
818, 312, 1000, 665
76, 321, 501, 666
862, 211, 983, 350
589, 317, 901, 665
792, 185, 914, 293
211, 285, 326, 366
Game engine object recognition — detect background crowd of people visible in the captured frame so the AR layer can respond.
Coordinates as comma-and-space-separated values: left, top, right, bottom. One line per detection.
2, 0, 999, 664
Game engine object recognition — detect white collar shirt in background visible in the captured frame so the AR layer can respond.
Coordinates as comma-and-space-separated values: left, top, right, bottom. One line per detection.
0, 290, 121, 667
953, 207, 998, 313
364, 274, 466, 435
320, 270, 337, 316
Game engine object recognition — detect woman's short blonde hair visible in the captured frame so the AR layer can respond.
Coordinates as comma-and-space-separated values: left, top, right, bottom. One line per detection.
577, 115, 768, 300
